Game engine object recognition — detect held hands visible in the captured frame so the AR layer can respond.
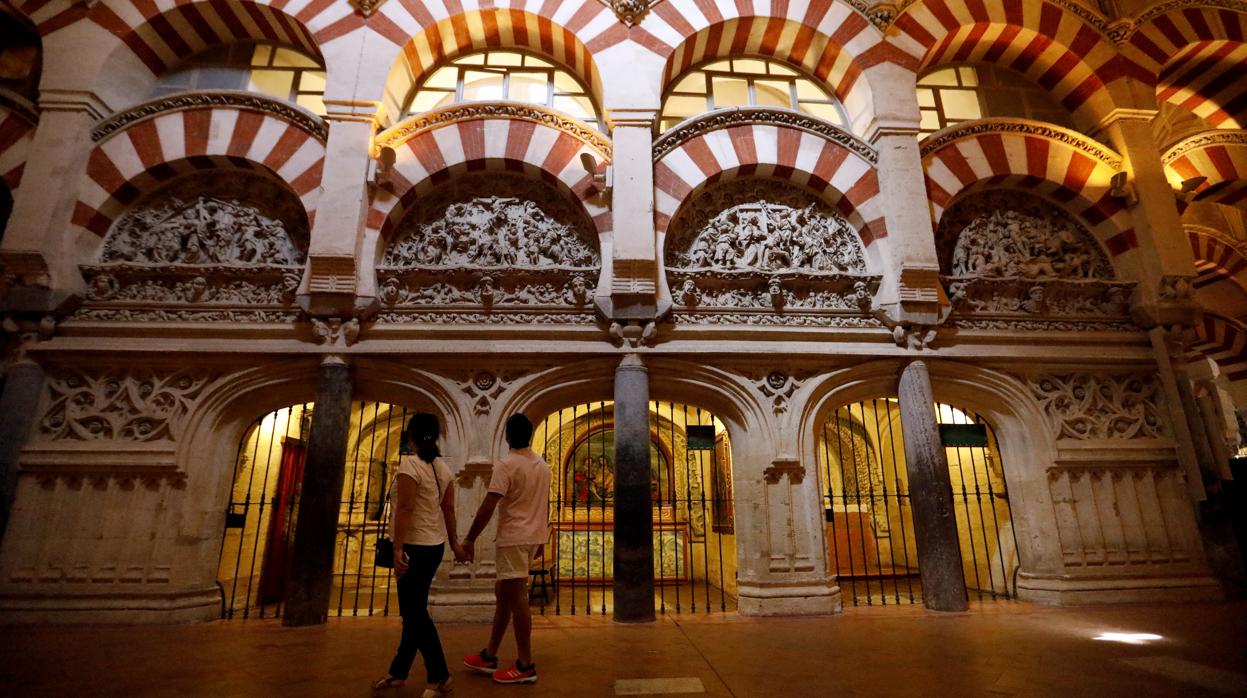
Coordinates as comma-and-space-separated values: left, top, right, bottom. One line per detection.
451, 540, 471, 563
456, 538, 475, 563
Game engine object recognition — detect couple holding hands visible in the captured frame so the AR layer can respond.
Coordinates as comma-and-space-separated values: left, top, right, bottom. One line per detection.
374, 412, 550, 695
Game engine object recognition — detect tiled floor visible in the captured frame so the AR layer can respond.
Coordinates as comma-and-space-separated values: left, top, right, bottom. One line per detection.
4, 600, 1247, 697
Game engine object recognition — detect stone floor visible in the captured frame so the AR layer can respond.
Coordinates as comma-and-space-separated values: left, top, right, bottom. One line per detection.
4, 600, 1247, 697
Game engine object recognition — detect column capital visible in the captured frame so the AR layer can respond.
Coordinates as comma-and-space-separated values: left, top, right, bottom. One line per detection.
1094, 107, 1158, 133
866, 121, 922, 144
605, 108, 658, 129
322, 99, 381, 125
37, 89, 109, 119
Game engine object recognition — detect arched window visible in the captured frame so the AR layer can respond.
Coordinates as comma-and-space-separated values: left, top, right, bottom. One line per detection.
152, 42, 327, 115
660, 58, 848, 132
917, 65, 1074, 135
404, 51, 601, 130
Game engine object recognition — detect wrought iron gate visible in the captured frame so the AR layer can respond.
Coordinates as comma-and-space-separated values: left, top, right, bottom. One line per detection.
217, 401, 410, 619
818, 399, 1019, 607
532, 400, 736, 615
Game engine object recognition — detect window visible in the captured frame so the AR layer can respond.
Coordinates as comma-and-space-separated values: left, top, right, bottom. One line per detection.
660, 58, 847, 132
152, 42, 327, 116
917, 65, 1074, 136
404, 51, 601, 130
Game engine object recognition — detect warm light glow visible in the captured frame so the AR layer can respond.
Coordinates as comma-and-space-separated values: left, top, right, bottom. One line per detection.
1093, 632, 1163, 645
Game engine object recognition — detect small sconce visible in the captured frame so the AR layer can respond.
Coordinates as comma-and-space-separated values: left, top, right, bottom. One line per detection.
579, 152, 612, 194
1176, 175, 1208, 202
369, 145, 396, 188
1109, 171, 1136, 204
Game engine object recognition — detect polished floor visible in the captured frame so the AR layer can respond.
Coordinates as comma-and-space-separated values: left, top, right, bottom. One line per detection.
4, 601, 1247, 697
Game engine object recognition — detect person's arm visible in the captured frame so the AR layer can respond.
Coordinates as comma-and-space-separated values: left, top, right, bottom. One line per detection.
439, 483, 464, 560
462, 492, 502, 560
392, 474, 417, 576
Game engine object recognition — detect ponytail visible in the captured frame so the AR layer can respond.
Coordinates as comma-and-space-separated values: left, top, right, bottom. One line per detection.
404, 412, 442, 465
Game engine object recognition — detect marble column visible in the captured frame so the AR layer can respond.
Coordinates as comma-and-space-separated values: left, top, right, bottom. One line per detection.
0, 359, 43, 540
897, 360, 967, 612
613, 353, 654, 622
283, 356, 354, 626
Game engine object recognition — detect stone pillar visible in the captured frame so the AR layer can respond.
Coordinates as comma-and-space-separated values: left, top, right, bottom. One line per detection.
0, 358, 43, 540
297, 100, 378, 318
613, 353, 654, 622
0, 90, 106, 310
1148, 328, 1209, 502
283, 355, 354, 626
599, 109, 661, 322
897, 360, 967, 611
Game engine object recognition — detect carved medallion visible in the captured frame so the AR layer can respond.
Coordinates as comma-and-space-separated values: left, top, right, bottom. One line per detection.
102, 173, 309, 266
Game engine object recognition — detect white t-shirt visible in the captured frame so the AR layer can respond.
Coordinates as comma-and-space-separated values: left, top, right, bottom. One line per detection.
389, 455, 453, 546
488, 448, 551, 547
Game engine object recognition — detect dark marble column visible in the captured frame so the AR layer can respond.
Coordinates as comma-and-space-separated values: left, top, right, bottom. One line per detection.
613, 353, 654, 622
0, 360, 44, 541
898, 360, 967, 612
283, 356, 354, 626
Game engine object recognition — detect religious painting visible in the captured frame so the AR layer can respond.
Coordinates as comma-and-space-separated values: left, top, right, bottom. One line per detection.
711, 433, 735, 534
563, 430, 671, 507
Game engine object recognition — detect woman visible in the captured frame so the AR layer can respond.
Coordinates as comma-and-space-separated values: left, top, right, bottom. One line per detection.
373, 413, 464, 695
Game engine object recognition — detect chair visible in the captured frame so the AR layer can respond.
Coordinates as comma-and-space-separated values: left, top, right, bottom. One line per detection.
528, 530, 557, 603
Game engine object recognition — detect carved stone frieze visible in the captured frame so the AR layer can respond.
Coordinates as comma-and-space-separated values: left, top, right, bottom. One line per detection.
69, 308, 300, 323
938, 190, 1111, 281
1162, 130, 1247, 164
102, 173, 309, 266
384, 172, 599, 269
72, 264, 300, 323
38, 368, 216, 442
671, 271, 878, 312
449, 369, 530, 416
653, 107, 876, 163
944, 318, 1137, 332
91, 91, 328, 143
1111, 1, 1247, 44
376, 102, 611, 158
740, 369, 813, 415
945, 277, 1135, 319
671, 312, 883, 328
377, 267, 594, 310
1028, 373, 1166, 440
920, 118, 1123, 167
310, 317, 361, 347
372, 311, 597, 325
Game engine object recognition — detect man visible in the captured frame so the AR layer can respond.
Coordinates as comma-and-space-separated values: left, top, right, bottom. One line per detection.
461, 414, 550, 685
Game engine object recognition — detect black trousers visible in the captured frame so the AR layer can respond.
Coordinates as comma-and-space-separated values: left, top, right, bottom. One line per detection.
387, 543, 450, 683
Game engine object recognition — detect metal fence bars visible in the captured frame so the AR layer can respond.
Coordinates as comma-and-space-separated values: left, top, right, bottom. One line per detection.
531, 401, 737, 615
817, 399, 1020, 607
217, 401, 412, 619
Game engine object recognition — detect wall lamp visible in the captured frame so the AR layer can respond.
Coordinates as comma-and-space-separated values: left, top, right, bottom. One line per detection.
1177, 175, 1208, 202
1109, 171, 1136, 204
369, 145, 396, 188
580, 152, 612, 194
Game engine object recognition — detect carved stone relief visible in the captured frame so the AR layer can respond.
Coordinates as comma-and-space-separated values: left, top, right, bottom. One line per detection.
1028, 373, 1166, 440
38, 368, 216, 442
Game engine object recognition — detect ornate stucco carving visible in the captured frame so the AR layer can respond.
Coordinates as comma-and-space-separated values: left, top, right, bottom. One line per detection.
1110, 1, 1247, 44
38, 368, 216, 442
653, 107, 876, 163
1028, 373, 1166, 440
944, 278, 1133, 319
1162, 130, 1247, 164
373, 311, 597, 325
377, 102, 611, 158
91, 91, 328, 143
920, 118, 1123, 167
603, 0, 656, 25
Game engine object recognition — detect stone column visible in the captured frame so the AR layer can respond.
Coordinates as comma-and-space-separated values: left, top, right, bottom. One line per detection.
283, 355, 354, 626
599, 109, 661, 322
0, 358, 43, 540
613, 353, 654, 622
897, 360, 967, 611
0, 90, 106, 310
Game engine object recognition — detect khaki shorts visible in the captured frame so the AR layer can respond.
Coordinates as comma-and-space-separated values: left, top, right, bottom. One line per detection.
496, 544, 538, 580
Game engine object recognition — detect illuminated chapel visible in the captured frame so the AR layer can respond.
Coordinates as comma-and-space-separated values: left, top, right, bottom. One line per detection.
0, 0, 1245, 625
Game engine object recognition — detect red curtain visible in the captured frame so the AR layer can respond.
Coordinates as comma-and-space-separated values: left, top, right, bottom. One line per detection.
258, 438, 307, 605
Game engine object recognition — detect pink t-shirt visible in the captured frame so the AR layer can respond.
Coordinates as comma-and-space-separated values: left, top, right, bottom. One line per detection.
488, 448, 551, 547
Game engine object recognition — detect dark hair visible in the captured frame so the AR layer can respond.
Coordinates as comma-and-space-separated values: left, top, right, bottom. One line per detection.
405, 412, 441, 464
505, 414, 533, 449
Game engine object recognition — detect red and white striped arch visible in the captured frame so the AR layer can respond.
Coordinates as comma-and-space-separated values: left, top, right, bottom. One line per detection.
1165, 136, 1247, 210
889, 0, 1124, 128
377, 7, 607, 126
922, 124, 1134, 259
652, 2, 893, 135
0, 107, 35, 192
1193, 313, 1247, 385
1126, 6, 1247, 127
73, 106, 325, 238
1189, 229, 1247, 293
367, 116, 610, 241
654, 123, 884, 249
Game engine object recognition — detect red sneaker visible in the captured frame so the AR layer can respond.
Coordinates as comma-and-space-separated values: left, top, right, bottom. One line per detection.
492, 662, 537, 684
463, 649, 498, 674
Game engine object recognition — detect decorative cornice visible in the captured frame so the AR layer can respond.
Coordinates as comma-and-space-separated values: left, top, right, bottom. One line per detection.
1162, 130, 1247, 165
653, 107, 877, 164
0, 88, 38, 125
1112, 0, 1247, 43
91, 90, 328, 144
376, 102, 612, 158
919, 118, 1123, 167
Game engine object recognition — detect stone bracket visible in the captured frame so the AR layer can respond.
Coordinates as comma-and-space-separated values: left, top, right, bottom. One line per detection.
457, 460, 493, 488
763, 457, 805, 484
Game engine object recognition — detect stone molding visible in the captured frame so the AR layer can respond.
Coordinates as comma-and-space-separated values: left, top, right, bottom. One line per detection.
919, 118, 1123, 167
1027, 372, 1166, 441
37, 367, 218, 442
763, 457, 806, 484
90, 91, 329, 144
1162, 130, 1247, 164
376, 102, 612, 158
653, 107, 877, 164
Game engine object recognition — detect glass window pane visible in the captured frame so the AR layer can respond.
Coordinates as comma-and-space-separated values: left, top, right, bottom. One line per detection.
251, 45, 273, 67
958, 66, 979, 87
409, 88, 451, 113
510, 73, 550, 104
920, 109, 942, 132
794, 79, 829, 101
662, 95, 706, 120
553, 94, 594, 120
753, 79, 792, 108
733, 59, 768, 75
200, 66, 247, 91
458, 53, 486, 64
298, 70, 326, 93
767, 62, 797, 76
711, 76, 750, 107
553, 70, 582, 93
916, 88, 936, 107
249, 69, 295, 99
802, 100, 844, 125
489, 52, 524, 66
701, 60, 731, 72
524, 56, 552, 67
296, 94, 326, 115
941, 89, 982, 120
462, 72, 504, 100
424, 66, 457, 90
919, 68, 959, 86
671, 73, 704, 94
273, 48, 319, 68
